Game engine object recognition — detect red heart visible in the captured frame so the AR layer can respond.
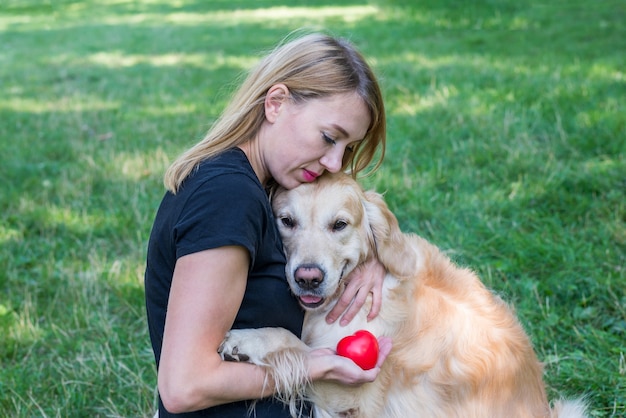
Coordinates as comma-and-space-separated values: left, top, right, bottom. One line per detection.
336, 330, 379, 370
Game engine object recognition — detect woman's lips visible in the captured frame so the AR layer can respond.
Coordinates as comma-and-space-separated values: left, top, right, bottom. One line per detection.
302, 169, 320, 182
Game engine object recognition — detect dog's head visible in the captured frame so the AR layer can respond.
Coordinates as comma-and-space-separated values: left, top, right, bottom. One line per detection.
272, 172, 416, 311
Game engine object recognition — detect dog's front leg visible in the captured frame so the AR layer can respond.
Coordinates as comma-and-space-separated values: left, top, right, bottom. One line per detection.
219, 327, 311, 416
219, 327, 307, 364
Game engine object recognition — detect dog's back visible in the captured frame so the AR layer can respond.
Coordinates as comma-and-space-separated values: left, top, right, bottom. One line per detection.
401, 236, 551, 417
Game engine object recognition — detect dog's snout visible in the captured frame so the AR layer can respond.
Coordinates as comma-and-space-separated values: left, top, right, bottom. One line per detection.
294, 264, 324, 290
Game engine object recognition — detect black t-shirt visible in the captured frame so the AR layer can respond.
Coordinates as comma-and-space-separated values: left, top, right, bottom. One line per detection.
144, 148, 306, 417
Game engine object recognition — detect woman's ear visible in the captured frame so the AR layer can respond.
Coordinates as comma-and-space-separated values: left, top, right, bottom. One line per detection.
264, 83, 289, 123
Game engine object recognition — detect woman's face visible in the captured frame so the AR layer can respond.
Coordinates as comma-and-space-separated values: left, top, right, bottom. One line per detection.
261, 88, 371, 190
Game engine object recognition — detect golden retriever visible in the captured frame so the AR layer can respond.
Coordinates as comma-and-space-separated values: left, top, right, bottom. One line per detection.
219, 172, 586, 418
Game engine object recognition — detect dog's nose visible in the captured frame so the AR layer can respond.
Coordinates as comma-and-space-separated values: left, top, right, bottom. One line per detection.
294, 264, 324, 290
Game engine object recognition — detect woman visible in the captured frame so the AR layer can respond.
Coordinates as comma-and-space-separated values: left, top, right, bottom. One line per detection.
145, 32, 392, 417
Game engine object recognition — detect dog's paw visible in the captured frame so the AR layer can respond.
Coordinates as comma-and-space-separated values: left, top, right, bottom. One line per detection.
218, 327, 307, 367
218, 331, 251, 362
219, 329, 272, 364
219, 331, 252, 362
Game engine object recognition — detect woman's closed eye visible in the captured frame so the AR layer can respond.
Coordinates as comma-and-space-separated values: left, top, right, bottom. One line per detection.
323, 132, 358, 153
322, 132, 336, 145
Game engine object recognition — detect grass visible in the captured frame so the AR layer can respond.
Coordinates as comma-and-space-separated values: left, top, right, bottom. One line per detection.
0, 0, 624, 416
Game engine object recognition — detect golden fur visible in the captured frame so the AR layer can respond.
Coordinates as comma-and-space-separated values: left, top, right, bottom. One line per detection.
219, 172, 586, 418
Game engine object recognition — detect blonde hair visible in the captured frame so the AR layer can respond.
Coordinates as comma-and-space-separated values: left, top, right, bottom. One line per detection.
164, 32, 386, 193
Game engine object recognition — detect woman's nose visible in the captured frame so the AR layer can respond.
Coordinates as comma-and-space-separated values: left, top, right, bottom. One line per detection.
319, 149, 344, 173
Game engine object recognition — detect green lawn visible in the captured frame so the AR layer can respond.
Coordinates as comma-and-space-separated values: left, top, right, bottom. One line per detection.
1, 0, 624, 416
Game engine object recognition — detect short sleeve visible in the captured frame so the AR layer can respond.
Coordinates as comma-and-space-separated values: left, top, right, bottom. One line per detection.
173, 172, 268, 265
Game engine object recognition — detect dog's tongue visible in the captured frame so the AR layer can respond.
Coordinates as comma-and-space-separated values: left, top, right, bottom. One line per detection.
300, 295, 322, 304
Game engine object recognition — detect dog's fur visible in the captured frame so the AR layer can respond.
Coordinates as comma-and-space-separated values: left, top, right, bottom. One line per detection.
219, 172, 586, 418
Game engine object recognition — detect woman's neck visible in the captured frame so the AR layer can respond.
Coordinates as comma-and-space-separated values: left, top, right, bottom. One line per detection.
238, 140, 268, 186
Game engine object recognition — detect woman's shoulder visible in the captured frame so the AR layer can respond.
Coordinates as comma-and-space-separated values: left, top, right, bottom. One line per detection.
198, 147, 254, 178
183, 148, 262, 195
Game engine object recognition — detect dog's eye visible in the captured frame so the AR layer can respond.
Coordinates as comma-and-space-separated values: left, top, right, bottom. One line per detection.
332, 220, 348, 231
280, 217, 295, 228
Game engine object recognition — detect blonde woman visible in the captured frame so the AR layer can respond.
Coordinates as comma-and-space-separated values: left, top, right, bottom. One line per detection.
145, 32, 392, 417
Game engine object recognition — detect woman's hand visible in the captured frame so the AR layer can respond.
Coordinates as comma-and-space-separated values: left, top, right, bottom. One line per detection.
325, 257, 386, 326
308, 336, 393, 385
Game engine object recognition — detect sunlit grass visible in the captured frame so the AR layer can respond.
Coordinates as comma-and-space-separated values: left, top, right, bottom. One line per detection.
3, 296, 42, 346
0, 4, 379, 29
111, 148, 171, 181
0, 97, 120, 113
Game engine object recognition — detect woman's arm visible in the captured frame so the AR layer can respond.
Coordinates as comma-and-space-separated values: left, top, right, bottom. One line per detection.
158, 246, 274, 413
325, 257, 386, 326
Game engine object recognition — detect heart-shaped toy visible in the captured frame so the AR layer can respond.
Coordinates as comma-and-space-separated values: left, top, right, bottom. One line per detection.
336, 330, 379, 370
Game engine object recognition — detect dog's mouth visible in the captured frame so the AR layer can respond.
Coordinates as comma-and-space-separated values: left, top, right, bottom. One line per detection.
298, 294, 325, 309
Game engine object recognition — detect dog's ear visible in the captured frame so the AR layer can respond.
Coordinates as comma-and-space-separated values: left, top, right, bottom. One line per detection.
362, 191, 417, 278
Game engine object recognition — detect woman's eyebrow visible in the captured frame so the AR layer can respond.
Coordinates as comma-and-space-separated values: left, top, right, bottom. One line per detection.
331, 124, 349, 138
